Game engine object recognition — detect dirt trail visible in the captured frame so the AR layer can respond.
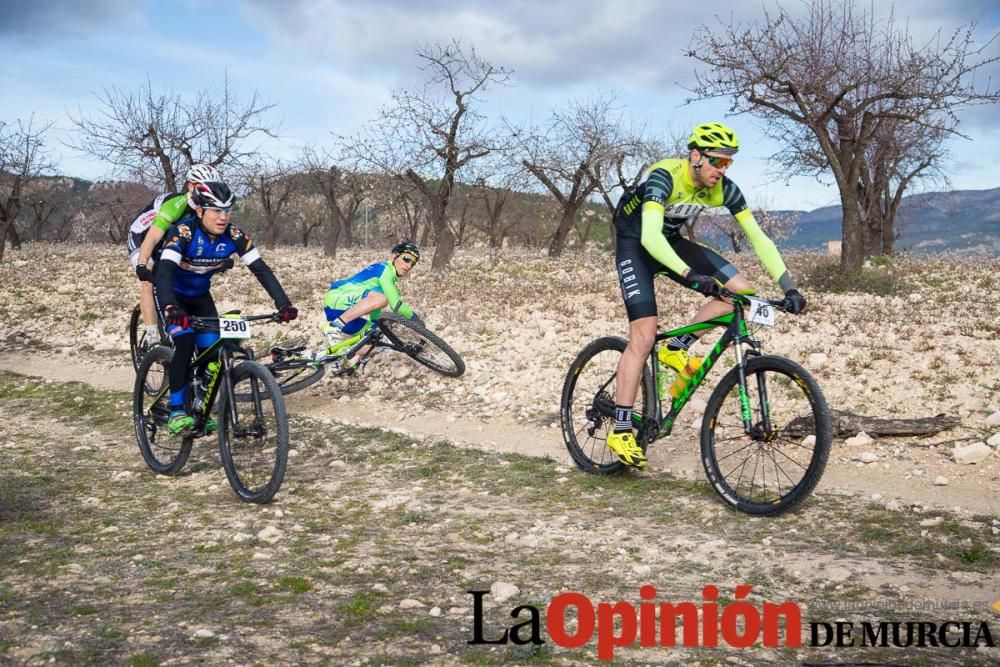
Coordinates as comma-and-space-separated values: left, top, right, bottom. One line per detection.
2, 351, 997, 516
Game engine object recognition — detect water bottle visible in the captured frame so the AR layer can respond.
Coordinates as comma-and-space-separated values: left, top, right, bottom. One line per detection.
191, 377, 204, 412
669, 358, 703, 399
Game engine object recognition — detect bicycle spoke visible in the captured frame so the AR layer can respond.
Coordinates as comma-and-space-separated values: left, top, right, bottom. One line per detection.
702, 358, 831, 515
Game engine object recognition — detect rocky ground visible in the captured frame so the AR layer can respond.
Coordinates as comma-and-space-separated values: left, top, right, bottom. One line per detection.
0, 242, 998, 665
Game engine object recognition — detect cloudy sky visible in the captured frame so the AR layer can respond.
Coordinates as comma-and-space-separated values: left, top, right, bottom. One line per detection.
2, 0, 998, 210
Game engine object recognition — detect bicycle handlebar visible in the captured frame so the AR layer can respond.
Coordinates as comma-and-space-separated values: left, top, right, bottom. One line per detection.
189, 312, 283, 329
720, 290, 794, 314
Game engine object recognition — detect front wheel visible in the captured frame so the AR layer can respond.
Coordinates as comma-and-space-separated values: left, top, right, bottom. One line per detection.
700, 355, 831, 515
234, 356, 326, 402
133, 345, 192, 475
376, 312, 465, 377
217, 361, 290, 503
560, 337, 656, 475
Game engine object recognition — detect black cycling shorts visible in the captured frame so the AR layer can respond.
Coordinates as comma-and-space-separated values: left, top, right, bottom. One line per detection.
615, 234, 739, 321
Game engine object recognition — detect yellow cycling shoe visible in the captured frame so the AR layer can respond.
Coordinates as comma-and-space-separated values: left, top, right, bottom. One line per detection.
606, 431, 646, 468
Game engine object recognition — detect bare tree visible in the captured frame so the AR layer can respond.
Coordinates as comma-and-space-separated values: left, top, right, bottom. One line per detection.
302, 148, 372, 256
516, 93, 637, 257
82, 181, 158, 244
687, 0, 1000, 271
0, 117, 56, 260
68, 74, 278, 190
339, 40, 511, 269
23, 177, 75, 241
699, 194, 798, 254
235, 157, 298, 247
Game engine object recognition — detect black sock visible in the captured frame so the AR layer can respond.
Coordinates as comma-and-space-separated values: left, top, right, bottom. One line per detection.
614, 405, 632, 433
667, 333, 697, 351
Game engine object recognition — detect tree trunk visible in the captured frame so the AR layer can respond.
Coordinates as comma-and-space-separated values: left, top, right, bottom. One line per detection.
7, 224, 22, 250
547, 207, 578, 258
433, 225, 456, 269
323, 219, 342, 258
791, 410, 960, 438
840, 193, 864, 273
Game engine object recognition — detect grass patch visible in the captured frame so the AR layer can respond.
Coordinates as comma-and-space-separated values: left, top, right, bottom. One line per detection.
799, 257, 911, 296
339, 590, 386, 627
276, 574, 312, 593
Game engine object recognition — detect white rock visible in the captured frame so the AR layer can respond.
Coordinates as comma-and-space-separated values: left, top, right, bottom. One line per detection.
855, 451, 878, 463
256, 526, 283, 544
845, 431, 874, 447
920, 517, 943, 527
954, 442, 993, 465
987, 433, 1000, 448
429, 606, 442, 617
192, 628, 215, 639
490, 582, 520, 603
634, 564, 652, 576
802, 435, 816, 447
399, 599, 426, 609
986, 411, 1000, 427
372, 583, 389, 593
933, 476, 949, 486
808, 353, 828, 365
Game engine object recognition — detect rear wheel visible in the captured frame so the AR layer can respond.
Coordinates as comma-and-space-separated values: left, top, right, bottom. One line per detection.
133, 345, 192, 475
217, 361, 289, 503
377, 312, 465, 377
560, 337, 656, 475
701, 355, 831, 515
129, 304, 169, 393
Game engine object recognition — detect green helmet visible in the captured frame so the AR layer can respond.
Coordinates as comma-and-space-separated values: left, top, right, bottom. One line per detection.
687, 122, 740, 154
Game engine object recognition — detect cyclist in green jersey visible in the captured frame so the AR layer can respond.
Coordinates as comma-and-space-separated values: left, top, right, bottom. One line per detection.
321, 241, 421, 369
606, 122, 807, 468
129, 164, 225, 342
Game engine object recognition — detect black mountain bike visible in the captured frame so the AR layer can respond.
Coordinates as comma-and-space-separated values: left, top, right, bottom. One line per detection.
560, 291, 831, 516
237, 311, 465, 401
133, 312, 290, 503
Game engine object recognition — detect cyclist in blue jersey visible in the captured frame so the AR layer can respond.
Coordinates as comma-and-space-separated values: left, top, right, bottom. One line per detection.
154, 181, 298, 436
320, 241, 421, 367
128, 164, 225, 342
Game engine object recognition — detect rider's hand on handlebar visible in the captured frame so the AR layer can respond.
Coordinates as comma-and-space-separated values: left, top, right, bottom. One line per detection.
163, 304, 189, 330
135, 265, 154, 283
685, 271, 724, 298
219, 258, 235, 272
783, 289, 806, 314
278, 304, 298, 323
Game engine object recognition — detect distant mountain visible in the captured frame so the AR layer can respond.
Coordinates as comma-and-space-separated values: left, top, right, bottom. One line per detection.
778, 187, 1000, 255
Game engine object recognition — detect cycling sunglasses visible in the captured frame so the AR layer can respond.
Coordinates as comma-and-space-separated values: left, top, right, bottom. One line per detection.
400, 254, 419, 265
701, 153, 734, 169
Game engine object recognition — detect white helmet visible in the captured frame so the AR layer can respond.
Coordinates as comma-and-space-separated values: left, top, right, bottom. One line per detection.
185, 163, 222, 185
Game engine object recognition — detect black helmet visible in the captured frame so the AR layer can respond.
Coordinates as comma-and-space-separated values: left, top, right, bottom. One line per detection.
189, 181, 235, 209
391, 240, 420, 259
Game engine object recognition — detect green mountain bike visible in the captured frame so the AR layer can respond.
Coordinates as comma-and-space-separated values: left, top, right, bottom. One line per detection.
236, 311, 465, 401
560, 291, 831, 516
133, 312, 290, 503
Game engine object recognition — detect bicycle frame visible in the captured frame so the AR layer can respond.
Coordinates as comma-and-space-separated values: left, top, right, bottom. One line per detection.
144, 318, 265, 437
639, 297, 766, 442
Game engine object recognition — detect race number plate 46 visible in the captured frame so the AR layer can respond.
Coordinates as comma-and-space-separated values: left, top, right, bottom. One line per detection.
220, 315, 252, 339
746, 298, 776, 327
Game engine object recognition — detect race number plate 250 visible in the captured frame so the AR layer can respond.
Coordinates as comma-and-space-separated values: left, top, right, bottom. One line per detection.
220, 315, 252, 339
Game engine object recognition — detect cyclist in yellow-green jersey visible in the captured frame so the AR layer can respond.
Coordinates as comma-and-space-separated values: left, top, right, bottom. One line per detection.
606, 122, 807, 469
